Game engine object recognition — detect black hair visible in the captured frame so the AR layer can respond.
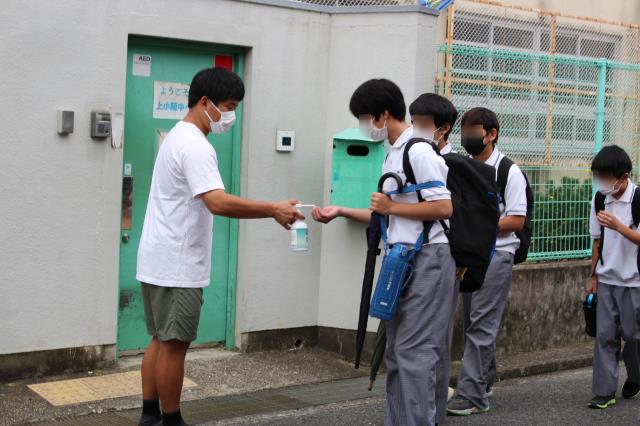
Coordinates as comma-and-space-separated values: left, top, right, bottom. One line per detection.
188, 67, 245, 108
591, 145, 632, 178
349, 79, 406, 121
460, 107, 500, 145
409, 93, 458, 141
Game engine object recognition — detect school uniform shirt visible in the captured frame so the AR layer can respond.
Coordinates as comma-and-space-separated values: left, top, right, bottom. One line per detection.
589, 180, 640, 287
485, 148, 528, 254
440, 143, 455, 155
137, 121, 225, 288
382, 126, 451, 246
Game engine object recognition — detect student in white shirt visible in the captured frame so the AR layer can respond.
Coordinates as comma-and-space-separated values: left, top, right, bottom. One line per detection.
313, 79, 456, 426
448, 108, 527, 416
409, 93, 458, 155
586, 145, 640, 409
136, 67, 303, 426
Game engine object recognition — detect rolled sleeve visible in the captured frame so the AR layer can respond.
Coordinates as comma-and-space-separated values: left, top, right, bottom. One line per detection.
504, 165, 528, 216
182, 143, 225, 198
409, 147, 451, 202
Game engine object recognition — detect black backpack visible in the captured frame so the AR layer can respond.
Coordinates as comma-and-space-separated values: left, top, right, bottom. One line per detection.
593, 187, 640, 271
402, 138, 500, 292
497, 157, 534, 264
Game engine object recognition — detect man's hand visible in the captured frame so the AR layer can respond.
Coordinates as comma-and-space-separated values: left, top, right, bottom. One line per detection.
586, 276, 598, 295
370, 192, 394, 215
597, 211, 623, 232
272, 200, 304, 230
312, 206, 342, 224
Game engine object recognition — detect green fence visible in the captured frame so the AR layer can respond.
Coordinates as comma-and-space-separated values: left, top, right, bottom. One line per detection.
436, 1, 640, 261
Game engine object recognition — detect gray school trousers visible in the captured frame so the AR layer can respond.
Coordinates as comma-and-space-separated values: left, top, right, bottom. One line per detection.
384, 243, 457, 426
592, 282, 640, 396
457, 250, 514, 409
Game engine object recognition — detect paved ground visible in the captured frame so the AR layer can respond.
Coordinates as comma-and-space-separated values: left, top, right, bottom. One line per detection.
2, 347, 364, 426
4, 342, 596, 425
212, 367, 640, 426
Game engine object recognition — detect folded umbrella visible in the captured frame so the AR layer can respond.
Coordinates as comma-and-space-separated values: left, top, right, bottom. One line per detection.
354, 211, 382, 369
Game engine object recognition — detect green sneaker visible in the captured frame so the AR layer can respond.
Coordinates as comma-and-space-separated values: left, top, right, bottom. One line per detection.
447, 395, 490, 416
588, 394, 616, 409
487, 387, 494, 399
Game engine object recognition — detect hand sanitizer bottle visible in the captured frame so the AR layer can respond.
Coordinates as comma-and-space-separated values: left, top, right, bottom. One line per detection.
291, 204, 314, 252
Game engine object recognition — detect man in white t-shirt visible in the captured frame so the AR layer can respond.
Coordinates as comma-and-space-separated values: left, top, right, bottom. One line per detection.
136, 68, 303, 426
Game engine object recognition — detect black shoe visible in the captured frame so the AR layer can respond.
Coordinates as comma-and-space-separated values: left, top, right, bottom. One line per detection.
622, 380, 640, 399
138, 414, 162, 426
588, 394, 616, 409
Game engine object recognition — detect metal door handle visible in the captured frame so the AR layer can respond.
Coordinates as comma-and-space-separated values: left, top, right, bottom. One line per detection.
122, 233, 130, 243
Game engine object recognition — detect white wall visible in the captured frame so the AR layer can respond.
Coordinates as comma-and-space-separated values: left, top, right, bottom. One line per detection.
0, 0, 438, 355
317, 11, 440, 332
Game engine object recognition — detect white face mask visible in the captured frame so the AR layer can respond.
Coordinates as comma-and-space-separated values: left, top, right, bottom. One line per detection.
204, 100, 236, 134
359, 118, 388, 141
413, 126, 442, 142
595, 177, 622, 196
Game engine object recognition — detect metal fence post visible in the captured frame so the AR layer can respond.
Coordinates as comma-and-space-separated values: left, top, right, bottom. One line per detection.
594, 58, 608, 156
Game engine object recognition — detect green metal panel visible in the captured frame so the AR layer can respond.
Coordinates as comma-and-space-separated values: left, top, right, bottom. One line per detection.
331, 128, 385, 209
118, 36, 243, 352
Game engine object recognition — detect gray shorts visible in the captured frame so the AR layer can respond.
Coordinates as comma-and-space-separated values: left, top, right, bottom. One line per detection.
141, 283, 204, 343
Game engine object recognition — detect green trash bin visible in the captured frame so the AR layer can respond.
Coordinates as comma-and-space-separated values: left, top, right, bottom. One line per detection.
331, 128, 385, 209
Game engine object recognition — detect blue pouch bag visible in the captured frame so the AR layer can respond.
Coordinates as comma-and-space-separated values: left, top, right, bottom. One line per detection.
369, 242, 418, 321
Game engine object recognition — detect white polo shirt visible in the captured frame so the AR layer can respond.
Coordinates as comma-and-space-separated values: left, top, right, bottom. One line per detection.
590, 180, 640, 287
485, 148, 528, 254
137, 121, 225, 288
382, 127, 451, 246
440, 143, 455, 155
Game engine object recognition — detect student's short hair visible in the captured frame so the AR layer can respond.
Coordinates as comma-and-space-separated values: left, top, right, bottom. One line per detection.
188, 67, 245, 108
460, 107, 500, 145
349, 79, 406, 121
409, 93, 458, 141
591, 145, 632, 178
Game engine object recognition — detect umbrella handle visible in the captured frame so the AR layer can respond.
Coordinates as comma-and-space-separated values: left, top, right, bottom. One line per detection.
377, 172, 403, 194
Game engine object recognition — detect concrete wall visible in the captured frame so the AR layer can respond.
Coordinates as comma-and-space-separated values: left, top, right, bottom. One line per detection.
0, 0, 438, 358
452, 260, 591, 359
316, 11, 440, 333
318, 260, 593, 364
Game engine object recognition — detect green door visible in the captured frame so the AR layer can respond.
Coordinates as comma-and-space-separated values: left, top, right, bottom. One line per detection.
117, 36, 243, 353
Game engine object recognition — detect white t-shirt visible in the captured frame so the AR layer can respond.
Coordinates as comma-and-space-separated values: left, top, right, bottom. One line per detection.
485, 148, 528, 254
590, 180, 640, 287
137, 121, 225, 288
382, 127, 451, 245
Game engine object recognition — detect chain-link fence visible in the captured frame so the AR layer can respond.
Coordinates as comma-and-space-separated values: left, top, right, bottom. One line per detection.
436, 0, 640, 261
283, 0, 437, 7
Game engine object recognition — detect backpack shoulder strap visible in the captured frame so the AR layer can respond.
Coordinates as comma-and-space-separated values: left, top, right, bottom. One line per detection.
593, 191, 606, 266
633, 187, 640, 275
401, 138, 442, 242
402, 138, 441, 186
594, 191, 606, 214
497, 156, 514, 203
632, 187, 640, 227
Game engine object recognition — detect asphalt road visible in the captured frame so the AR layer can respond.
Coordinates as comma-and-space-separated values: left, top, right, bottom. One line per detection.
213, 367, 640, 426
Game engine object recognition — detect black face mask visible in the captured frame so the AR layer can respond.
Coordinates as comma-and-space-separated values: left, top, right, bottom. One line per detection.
461, 135, 487, 156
